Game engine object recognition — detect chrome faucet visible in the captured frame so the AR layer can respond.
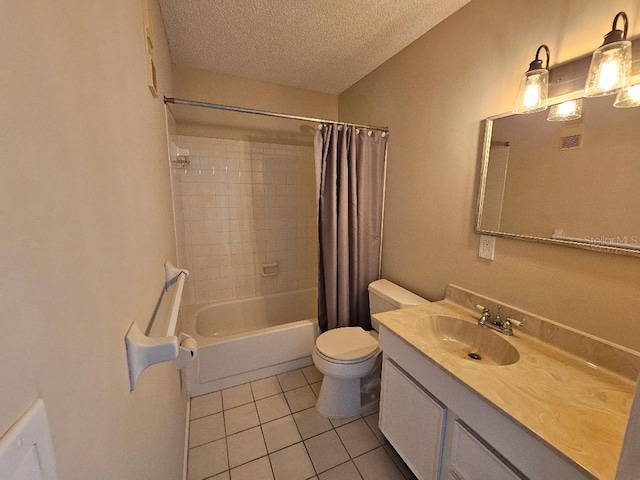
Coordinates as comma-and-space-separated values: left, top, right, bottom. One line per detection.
475, 304, 522, 336
477, 306, 491, 326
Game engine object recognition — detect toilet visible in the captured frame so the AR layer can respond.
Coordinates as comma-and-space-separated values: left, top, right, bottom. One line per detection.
313, 279, 429, 418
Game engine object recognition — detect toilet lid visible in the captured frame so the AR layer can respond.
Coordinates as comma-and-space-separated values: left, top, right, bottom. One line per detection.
316, 327, 379, 362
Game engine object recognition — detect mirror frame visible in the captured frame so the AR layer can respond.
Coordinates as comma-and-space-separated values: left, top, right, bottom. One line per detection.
475, 103, 640, 258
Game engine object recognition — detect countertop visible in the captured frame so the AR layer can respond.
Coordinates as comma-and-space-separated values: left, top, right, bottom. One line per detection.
375, 300, 638, 480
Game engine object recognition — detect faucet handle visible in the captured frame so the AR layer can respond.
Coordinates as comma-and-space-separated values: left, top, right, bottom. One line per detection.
475, 304, 489, 313
506, 317, 524, 328
475, 304, 490, 325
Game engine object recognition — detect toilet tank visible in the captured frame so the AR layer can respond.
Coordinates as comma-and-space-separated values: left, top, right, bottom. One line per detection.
368, 279, 429, 331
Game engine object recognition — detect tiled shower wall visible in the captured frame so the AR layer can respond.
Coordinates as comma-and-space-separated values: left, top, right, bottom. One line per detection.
170, 135, 318, 306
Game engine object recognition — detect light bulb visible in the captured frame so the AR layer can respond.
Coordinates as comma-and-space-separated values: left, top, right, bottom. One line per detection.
547, 99, 582, 121
627, 84, 640, 100
524, 83, 541, 107
597, 60, 620, 91
614, 84, 640, 108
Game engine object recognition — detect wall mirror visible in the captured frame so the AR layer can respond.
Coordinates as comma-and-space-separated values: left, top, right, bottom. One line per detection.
476, 94, 640, 257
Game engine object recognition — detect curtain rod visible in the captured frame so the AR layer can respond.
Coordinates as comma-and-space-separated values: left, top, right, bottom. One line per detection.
164, 97, 390, 133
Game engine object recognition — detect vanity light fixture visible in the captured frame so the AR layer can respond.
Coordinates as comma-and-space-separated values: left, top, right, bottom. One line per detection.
584, 12, 632, 97
614, 83, 640, 108
514, 45, 550, 114
547, 99, 583, 121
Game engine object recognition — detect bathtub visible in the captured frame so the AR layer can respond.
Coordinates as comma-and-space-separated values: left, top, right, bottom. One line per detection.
183, 288, 319, 396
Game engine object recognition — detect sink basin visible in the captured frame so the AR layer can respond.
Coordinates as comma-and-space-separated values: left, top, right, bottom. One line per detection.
419, 314, 520, 366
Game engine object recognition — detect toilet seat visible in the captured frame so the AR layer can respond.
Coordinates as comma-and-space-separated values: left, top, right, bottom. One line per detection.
315, 327, 379, 364
314, 347, 379, 365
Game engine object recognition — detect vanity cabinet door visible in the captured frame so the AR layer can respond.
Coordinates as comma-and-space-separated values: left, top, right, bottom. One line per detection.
380, 358, 446, 480
448, 420, 526, 480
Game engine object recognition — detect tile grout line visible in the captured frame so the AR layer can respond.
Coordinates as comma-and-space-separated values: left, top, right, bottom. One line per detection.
279, 371, 320, 479
222, 405, 229, 477
330, 414, 384, 479
258, 422, 278, 480
249, 381, 279, 480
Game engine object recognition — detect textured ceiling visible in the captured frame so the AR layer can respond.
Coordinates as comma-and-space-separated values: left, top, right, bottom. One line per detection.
158, 0, 471, 94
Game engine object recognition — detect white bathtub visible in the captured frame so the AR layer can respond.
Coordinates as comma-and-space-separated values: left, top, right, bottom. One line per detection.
184, 288, 319, 396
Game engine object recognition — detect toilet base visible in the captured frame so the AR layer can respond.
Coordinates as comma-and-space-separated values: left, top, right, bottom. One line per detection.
315, 376, 380, 418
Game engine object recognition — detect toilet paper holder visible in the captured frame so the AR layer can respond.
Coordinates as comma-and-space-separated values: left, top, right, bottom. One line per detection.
124, 261, 197, 391
176, 333, 198, 370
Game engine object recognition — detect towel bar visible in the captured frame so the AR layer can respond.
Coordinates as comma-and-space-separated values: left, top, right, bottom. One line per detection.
124, 261, 196, 391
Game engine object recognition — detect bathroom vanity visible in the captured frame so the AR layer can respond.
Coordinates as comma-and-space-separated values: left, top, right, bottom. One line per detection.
374, 285, 640, 480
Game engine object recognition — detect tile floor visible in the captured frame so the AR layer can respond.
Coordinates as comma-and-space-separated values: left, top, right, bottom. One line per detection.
187, 365, 417, 480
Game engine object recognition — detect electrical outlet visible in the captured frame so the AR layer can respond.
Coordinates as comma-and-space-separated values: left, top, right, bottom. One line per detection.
479, 235, 495, 260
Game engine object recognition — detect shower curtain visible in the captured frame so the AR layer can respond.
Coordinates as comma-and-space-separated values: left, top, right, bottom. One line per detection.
315, 124, 388, 332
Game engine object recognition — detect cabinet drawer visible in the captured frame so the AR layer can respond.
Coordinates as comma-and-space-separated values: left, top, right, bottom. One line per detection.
450, 421, 526, 480
380, 358, 446, 480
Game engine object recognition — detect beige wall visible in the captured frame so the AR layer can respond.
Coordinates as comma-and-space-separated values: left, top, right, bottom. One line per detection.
171, 66, 338, 145
339, 0, 640, 351
1, 1, 186, 479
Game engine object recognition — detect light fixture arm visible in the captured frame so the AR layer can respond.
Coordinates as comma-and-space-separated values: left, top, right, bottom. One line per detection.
614, 12, 628, 38
602, 11, 628, 45
528, 44, 550, 72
